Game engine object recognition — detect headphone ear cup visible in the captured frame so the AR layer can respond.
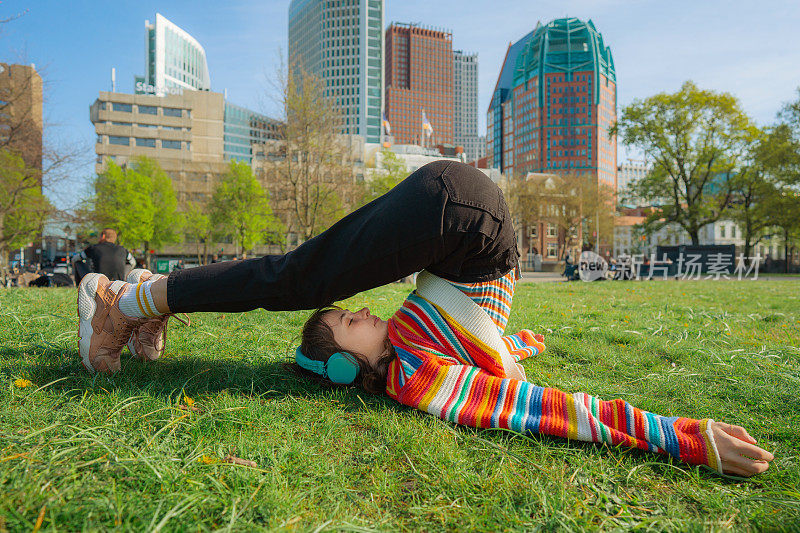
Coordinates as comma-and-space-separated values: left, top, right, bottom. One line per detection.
326, 352, 360, 384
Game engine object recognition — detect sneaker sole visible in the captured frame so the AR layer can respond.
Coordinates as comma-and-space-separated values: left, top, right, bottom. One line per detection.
77, 273, 103, 373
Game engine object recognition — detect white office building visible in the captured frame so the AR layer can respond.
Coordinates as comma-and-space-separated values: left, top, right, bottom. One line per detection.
288, 0, 384, 143
617, 159, 650, 206
136, 13, 211, 96
453, 50, 480, 162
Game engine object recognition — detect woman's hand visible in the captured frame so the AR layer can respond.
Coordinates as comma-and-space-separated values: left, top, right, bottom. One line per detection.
710, 421, 774, 476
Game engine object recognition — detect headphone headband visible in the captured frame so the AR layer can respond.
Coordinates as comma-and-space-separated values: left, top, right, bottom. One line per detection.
295, 346, 360, 385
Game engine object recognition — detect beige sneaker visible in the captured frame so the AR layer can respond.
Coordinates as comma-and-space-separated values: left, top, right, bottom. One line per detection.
125, 269, 189, 362
126, 268, 168, 362
77, 273, 146, 374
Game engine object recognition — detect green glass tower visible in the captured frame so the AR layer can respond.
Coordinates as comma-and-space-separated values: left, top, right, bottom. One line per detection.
288, 0, 384, 143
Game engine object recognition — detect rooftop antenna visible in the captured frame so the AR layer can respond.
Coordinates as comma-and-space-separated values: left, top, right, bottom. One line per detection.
111, 67, 116, 92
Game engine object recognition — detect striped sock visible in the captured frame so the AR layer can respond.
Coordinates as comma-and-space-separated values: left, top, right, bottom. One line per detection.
119, 279, 164, 318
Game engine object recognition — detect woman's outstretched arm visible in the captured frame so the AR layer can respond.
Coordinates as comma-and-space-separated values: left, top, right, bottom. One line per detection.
387, 360, 773, 476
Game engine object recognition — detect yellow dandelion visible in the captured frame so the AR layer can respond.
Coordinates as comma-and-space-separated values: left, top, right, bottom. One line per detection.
14, 379, 33, 388
198, 455, 218, 464
184, 396, 195, 407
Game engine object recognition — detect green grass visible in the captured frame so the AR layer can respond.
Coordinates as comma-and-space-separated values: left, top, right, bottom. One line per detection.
1, 279, 799, 531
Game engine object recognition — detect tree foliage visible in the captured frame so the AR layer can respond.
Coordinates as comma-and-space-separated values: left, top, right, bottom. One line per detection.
260, 59, 359, 242
93, 157, 182, 251
0, 149, 51, 264
210, 160, 284, 257
360, 150, 407, 205
613, 81, 756, 245
182, 199, 216, 265
509, 172, 615, 258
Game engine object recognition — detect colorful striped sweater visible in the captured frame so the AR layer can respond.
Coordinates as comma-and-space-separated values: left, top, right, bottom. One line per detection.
385, 270, 721, 472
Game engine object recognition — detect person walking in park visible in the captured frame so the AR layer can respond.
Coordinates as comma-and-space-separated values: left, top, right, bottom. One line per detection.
72, 228, 136, 283
75, 161, 774, 477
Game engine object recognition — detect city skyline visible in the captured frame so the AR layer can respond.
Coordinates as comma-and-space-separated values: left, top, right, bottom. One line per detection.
1, 0, 798, 206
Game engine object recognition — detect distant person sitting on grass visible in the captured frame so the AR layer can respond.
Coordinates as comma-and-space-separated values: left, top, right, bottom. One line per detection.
75, 161, 774, 478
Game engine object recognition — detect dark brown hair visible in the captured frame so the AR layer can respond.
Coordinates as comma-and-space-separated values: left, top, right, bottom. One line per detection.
298, 306, 395, 394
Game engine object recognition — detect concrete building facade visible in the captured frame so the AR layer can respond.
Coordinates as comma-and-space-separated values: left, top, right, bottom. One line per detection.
90, 90, 227, 204
384, 23, 453, 147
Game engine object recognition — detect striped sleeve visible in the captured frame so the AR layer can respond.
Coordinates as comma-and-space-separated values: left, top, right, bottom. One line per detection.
388, 360, 720, 471
502, 330, 546, 363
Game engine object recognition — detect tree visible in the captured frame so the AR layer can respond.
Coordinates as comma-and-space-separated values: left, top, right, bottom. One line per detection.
182, 199, 216, 265
360, 150, 407, 205
612, 81, 757, 245
509, 172, 615, 259
93, 157, 183, 260
210, 160, 284, 257
0, 149, 51, 277
260, 58, 359, 242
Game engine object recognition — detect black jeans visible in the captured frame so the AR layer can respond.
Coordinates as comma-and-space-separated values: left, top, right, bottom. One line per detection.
167, 161, 519, 312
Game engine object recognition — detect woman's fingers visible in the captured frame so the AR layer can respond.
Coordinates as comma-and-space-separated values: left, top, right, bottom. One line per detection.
711, 421, 774, 476
717, 421, 758, 445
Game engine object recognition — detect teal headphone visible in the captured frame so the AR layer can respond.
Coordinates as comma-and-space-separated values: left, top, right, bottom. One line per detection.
295, 346, 360, 385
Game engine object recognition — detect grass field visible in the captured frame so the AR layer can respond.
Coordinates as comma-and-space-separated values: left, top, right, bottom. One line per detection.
1, 279, 799, 531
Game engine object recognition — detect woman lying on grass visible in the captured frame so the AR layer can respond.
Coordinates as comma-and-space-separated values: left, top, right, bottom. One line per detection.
77, 161, 773, 477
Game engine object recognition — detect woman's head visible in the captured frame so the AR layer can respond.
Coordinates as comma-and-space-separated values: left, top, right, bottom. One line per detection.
299, 306, 394, 394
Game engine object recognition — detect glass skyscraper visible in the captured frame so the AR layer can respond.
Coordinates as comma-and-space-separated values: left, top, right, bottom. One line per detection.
288, 0, 384, 143
453, 50, 479, 162
224, 101, 280, 164
138, 13, 211, 95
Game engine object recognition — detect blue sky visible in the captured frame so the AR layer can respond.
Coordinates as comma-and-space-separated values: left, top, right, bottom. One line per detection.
1, 0, 799, 207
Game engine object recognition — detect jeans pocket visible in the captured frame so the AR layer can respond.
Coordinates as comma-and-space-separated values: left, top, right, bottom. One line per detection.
440, 163, 504, 222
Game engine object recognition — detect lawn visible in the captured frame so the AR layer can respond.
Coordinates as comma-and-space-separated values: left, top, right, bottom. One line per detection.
1, 279, 799, 531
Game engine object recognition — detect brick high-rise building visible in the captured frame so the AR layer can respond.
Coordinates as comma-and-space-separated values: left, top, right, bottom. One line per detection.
0, 63, 43, 171
385, 23, 453, 146
487, 17, 617, 188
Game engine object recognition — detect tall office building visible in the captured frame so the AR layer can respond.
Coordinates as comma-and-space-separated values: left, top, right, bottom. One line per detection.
288, 0, 384, 143
487, 17, 617, 188
136, 13, 211, 96
617, 159, 649, 206
0, 63, 43, 171
224, 102, 280, 164
384, 23, 453, 146
453, 50, 479, 161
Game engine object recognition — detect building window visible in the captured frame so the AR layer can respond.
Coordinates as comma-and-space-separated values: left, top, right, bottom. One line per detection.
732, 226, 737, 238
136, 138, 156, 148
138, 105, 157, 115
112, 102, 132, 112
547, 223, 557, 237
108, 136, 129, 146
161, 139, 181, 149
163, 107, 183, 117
547, 243, 557, 258
720, 226, 726, 238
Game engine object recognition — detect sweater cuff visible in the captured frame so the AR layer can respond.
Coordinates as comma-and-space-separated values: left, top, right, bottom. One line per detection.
703, 419, 724, 474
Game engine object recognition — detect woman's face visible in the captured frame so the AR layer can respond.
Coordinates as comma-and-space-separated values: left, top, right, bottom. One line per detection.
322, 307, 389, 367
